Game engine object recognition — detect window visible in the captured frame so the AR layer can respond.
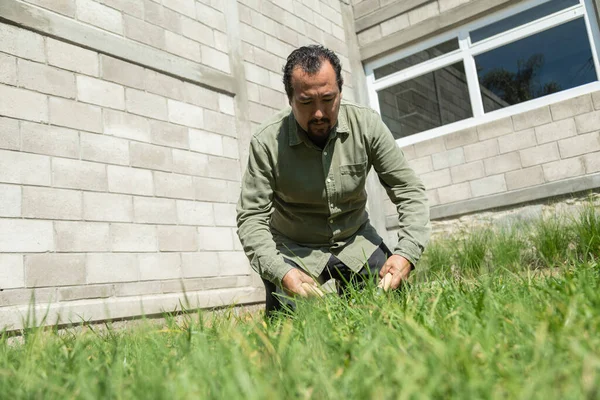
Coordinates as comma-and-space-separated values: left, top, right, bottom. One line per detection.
366, 0, 600, 144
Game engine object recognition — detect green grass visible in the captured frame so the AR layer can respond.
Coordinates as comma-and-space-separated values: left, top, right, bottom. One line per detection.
1, 199, 599, 399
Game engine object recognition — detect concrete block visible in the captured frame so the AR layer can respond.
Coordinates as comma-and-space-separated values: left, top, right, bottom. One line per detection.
49, 97, 102, 133
181, 252, 220, 278
0, 149, 51, 186
0, 53, 16, 85
165, 31, 201, 62
83, 192, 133, 222
198, 226, 234, 250
408, 1, 439, 24
222, 137, 239, 159
181, 17, 215, 46
133, 197, 177, 224
0, 219, 53, 252
80, 132, 130, 166
55, 221, 110, 252
244, 62, 270, 86
87, 253, 138, 283
542, 157, 585, 182
182, 82, 220, 111
512, 106, 552, 131
114, 280, 161, 296
139, 253, 182, 280
426, 189, 440, 207
558, 131, 600, 158
124, 14, 166, 48
130, 141, 173, 172
358, 25, 382, 46
0, 184, 21, 217
214, 203, 236, 226
253, 46, 282, 73
167, 99, 204, 129
150, 120, 188, 149
107, 165, 154, 196
194, 177, 229, 202
0, 255, 24, 289
258, 85, 286, 110
0, 85, 48, 123
144, 69, 185, 101
157, 225, 198, 251
519, 142, 560, 168
575, 109, 600, 134
464, 138, 499, 162
77, 75, 125, 109
59, 284, 113, 301
176, 200, 214, 225
476, 117, 513, 141
437, 182, 471, 204
505, 166, 544, 191
164, 0, 195, 16
483, 152, 521, 175
444, 127, 477, 149
450, 160, 484, 184
21, 121, 79, 159
104, 109, 151, 142
583, 151, 600, 173
431, 148, 465, 170
439, 0, 470, 12
98, 0, 143, 17
593, 91, 600, 110
218, 94, 235, 116
214, 31, 229, 53
208, 156, 241, 181
245, 82, 260, 103
470, 175, 507, 197
534, 118, 576, 144
421, 168, 452, 190
47, 38, 99, 76
381, 14, 410, 37
76, 0, 123, 34
52, 158, 108, 191
172, 149, 209, 177
0, 23, 45, 62
154, 171, 194, 199
203, 110, 237, 137
189, 129, 223, 155
101, 55, 145, 89
25, 0, 76, 16
22, 186, 82, 220
110, 223, 158, 252
24, 254, 86, 287
218, 252, 251, 276
143, 0, 183, 34
0, 116, 19, 151
498, 128, 536, 154
125, 88, 168, 120
18, 59, 76, 98
550, 94, 593, 120
249, 102, 275, 124
195, 2, 226, 31
414, 137, 446, 157
408, 156, 433, 175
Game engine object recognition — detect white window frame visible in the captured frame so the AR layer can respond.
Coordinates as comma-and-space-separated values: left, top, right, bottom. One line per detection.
365, 0, 600, 147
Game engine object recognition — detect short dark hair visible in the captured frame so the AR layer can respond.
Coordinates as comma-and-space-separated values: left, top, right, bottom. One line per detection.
282, 45, 343, 100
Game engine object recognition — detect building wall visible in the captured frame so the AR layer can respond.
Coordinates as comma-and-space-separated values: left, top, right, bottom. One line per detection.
0, 0, 359, 329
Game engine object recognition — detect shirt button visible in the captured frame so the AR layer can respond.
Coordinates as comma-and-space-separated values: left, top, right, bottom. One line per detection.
326, 178, 331, 183
330, 239, 335, 244
323, 152, 327, 156
329, 219, 333, 224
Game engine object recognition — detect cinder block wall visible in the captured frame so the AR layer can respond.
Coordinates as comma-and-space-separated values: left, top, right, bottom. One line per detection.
0, 0, 360, 329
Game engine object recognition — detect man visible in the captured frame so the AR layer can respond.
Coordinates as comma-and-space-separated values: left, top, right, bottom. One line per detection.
236, 45, 430, 314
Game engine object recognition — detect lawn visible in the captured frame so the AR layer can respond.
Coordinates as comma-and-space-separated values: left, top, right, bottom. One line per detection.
1, 200, 599, 399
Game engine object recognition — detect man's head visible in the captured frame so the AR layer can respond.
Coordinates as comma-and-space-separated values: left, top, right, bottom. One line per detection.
283, 45, 343, 142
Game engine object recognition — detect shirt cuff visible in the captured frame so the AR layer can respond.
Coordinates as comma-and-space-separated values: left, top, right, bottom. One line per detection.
264, 258, 295, 288
392, 239, 422, 267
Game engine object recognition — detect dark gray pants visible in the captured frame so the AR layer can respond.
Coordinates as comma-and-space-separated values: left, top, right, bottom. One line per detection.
263, 242, 392, 316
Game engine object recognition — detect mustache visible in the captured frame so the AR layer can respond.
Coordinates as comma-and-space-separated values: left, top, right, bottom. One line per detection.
309, 118, 330, 125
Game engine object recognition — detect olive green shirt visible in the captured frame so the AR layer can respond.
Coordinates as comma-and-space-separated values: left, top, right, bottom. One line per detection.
236, 101, 431, 286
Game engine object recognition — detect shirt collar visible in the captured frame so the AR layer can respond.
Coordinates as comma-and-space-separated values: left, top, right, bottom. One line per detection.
288, 105, 349, 147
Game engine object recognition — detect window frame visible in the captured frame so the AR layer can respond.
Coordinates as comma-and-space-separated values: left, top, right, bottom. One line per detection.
365, 0, 600, 147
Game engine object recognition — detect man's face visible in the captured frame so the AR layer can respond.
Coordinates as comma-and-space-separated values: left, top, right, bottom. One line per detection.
289, 61, 341, 142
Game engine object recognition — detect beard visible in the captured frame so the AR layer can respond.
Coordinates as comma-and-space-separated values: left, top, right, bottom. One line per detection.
307, 118, 331, 138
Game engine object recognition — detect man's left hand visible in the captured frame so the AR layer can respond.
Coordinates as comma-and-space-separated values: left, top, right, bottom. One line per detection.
378, 255, 412, 290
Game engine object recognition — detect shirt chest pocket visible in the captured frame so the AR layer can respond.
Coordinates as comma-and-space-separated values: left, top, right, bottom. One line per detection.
339, 160, 368, 197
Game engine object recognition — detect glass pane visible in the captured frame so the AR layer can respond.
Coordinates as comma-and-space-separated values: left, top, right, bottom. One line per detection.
378, 62, 473, 139
374, 39, 459, 80
470, 0, 580, 43
476, 18, 596, 113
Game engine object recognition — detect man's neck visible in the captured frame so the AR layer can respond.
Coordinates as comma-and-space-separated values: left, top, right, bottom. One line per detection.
298, 123, 331, 150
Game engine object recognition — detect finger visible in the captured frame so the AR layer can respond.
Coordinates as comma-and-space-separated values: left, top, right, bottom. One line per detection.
301, 282, 323, 298
389, 265, 410, 290
379, 264, 391, 279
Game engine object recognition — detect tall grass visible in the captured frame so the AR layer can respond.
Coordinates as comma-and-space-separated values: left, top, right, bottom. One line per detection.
0, 199, 598, 399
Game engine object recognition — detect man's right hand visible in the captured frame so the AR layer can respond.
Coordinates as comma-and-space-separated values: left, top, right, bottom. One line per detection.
282, 268, 323, 298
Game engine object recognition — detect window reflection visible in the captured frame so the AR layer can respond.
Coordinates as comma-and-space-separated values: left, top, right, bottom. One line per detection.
378, 62, 473, 139
476, 18, 596, 112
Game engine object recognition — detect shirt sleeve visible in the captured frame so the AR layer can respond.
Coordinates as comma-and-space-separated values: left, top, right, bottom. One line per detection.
367, 110, 431, 266
236, 137, 294, 287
